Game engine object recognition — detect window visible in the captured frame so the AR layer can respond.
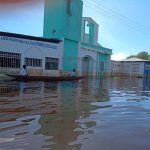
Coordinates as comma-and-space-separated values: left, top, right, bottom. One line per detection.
85, 21, 89, 34
45, 57, 59, 70
25, 58, 42, 67
0, 51, 21, 68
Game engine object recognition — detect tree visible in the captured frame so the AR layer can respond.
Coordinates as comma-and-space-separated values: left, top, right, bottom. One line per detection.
127, 51, 150, 60
137, 51, 149, 60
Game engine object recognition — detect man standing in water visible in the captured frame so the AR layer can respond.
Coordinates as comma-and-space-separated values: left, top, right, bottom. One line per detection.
71, 69, 78, 77
19, 65, 27, 77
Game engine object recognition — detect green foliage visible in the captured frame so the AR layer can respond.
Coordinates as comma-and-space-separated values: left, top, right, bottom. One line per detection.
127, 51, 150, 60
137, 51, 149, 60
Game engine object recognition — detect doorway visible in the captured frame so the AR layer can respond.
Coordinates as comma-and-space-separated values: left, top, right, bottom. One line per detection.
82, 56, 93, 76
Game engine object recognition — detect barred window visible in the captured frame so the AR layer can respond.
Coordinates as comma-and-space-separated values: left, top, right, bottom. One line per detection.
25, 58, 42, 67
0, 51, 21, 68
45, 57, 59, 70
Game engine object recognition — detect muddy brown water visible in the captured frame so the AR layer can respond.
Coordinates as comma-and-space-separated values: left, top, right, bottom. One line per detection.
0, 78, 150, 150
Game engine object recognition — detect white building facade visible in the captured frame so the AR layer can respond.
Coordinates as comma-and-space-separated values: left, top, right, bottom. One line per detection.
0, 32, 63, 76
78, 17, 112, 77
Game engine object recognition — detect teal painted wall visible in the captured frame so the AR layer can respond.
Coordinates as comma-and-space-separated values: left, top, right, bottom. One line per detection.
63, 39, 79, 71
64, 0, 83, 41
43, 0, 83, 71
43, 0, 83, 41
89, 23, 94, 45
43, 0, 65, 39
97, 53, 108, 76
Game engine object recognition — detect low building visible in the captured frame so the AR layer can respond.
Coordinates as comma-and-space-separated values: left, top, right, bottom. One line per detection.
0, 32, 63, 76
110, 57, 150, 78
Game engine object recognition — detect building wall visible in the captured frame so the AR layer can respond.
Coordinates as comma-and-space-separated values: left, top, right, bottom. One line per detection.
44, 0, 83, 41
43, 0, 65, 39
110, 61, 122, 76
78, 47, 97, 76
43, 0, 83, 72
78, 46, 111, 77
121, 62, 144, 77
144, 62, 150, 77
110, 61, 145, 77
0, 35, 63, 76
64, 0, 83, 41
81, 17, 99, 46
97, 53, 109, 76
82, 33, 89, 44
63, 39, 79, 71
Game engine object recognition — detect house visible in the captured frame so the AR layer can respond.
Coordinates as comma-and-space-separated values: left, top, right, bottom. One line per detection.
110, 57, 150, 78
0, 0, 112, 77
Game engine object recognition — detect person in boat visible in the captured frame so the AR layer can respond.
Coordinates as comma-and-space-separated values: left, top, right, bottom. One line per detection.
19, 65, 27, 77
70, 69, 78, 77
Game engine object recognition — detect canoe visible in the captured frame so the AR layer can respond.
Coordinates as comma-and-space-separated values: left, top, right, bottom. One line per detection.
6, 74, 85, 82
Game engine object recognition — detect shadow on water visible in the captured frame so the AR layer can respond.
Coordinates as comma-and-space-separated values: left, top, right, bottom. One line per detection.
0, 78, 150, 150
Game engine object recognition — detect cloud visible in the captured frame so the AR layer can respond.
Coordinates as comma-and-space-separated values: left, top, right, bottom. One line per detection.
111, 52, 128, 61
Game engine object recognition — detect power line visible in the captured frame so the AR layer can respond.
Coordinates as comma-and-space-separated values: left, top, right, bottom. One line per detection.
83, 0, 150, 35
87, 0, 150, 31
83, 0, 147, 31
84, 2, 148, 34
84, 0, 150, 35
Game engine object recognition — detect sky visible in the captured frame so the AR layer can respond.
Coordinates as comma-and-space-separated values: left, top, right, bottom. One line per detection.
0, 0, 150, 60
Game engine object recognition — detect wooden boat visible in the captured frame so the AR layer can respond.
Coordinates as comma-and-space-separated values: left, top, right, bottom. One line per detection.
6, 74, 85, 82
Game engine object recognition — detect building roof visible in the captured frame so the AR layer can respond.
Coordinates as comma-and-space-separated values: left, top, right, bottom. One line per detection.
121, 57, 150, 62
0, 31, 62, 44
81, 42, 112, 55
82, 17, 99, 26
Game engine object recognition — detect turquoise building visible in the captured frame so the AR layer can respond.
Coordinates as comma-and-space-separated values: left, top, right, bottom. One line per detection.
43, 0, 112, 76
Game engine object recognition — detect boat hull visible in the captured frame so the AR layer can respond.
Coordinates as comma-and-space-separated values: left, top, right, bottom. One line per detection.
6, 74, 85, 82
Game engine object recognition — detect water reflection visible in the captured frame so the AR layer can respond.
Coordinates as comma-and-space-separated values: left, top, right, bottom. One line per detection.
143, 78, 150, 91
1, 78, 150, 150
34, 79, 109, 150
0, 81, 61, 123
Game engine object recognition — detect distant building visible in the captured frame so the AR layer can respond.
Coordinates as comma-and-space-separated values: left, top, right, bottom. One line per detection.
0, 0, 112, 77
110, 57, 150, 78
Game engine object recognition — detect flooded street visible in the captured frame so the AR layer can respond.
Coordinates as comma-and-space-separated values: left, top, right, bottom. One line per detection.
1, 78, 150, 150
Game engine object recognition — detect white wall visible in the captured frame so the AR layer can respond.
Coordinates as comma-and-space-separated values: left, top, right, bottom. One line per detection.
0, 35, 63, 75
81, 17, 99, 46
110, 61, 145, 77
78, 47, 97, 76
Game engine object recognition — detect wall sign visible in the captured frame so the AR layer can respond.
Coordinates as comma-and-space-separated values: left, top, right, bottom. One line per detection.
0, 36, 57, 50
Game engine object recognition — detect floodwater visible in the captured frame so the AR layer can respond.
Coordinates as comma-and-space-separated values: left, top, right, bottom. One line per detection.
0, 78, 150, 150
